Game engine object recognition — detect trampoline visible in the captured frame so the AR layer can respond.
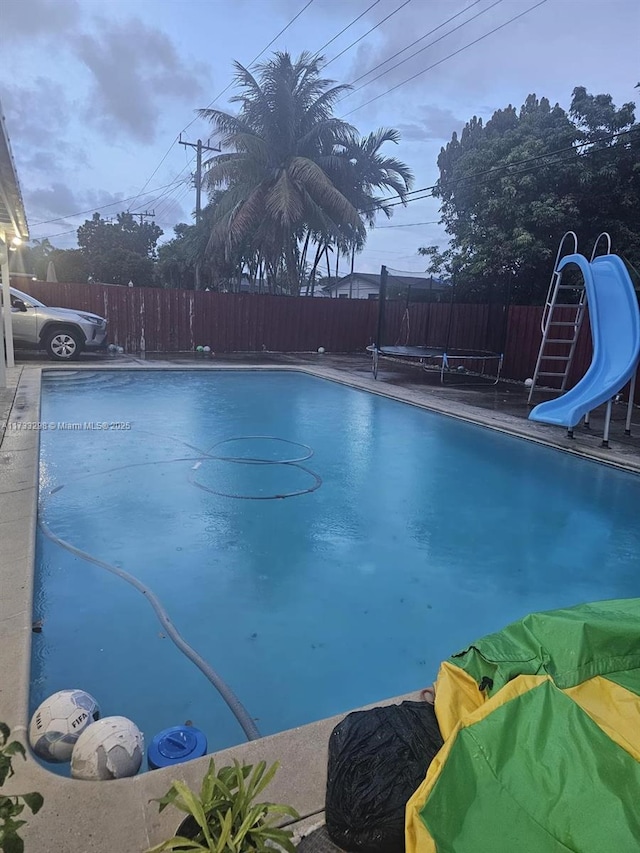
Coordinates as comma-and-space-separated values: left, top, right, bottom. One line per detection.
369, 266, 506, 384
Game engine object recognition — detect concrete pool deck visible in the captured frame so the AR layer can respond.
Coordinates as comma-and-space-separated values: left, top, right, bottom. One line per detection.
2, 352, 640, 852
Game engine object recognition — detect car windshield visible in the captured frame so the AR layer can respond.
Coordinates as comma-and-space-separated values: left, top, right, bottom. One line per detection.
11, 287, 47, 308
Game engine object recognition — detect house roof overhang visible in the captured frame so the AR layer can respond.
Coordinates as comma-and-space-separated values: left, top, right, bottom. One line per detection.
0, 103, 29, 244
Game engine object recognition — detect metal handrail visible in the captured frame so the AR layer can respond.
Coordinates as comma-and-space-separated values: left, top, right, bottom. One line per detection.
590, 232, 612, 261
541, 231, 578, 334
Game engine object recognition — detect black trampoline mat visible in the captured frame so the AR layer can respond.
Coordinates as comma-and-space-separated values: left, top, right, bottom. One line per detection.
371, 346, 501, 359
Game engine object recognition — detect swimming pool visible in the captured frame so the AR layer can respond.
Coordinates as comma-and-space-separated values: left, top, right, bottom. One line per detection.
32, 369, 640, 767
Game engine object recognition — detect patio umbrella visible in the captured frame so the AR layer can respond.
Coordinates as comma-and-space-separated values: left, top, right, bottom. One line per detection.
46, 260, 57, 282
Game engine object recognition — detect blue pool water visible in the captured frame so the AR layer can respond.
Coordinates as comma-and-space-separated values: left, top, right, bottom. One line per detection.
33, 370, 640, 766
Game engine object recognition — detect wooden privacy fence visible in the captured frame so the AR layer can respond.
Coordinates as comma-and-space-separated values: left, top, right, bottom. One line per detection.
16, 281, 379, 355
12, 278, 630, 392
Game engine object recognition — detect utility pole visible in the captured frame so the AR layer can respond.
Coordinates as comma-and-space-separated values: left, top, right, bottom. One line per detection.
135, 210, 155, 226
178, 135, 220, 224
179, 135, 221, 290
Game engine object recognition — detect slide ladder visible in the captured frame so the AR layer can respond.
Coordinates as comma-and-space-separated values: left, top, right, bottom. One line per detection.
528, 247, 640, 446
527, 232, 609, 404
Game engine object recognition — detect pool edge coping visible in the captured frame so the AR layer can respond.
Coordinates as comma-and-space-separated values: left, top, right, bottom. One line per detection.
3, 361, 640, 852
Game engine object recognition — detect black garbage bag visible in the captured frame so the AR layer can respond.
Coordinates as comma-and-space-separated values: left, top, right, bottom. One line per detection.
325, 701, 443, 853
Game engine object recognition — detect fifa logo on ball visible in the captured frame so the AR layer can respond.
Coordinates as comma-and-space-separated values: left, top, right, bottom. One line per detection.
29, 690, 100, 763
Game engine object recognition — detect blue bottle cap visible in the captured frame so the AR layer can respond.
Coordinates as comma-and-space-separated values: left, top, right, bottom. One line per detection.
148, 725, 207, 769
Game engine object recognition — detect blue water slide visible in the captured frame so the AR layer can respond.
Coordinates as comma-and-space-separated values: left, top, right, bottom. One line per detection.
529, 253, 640, 428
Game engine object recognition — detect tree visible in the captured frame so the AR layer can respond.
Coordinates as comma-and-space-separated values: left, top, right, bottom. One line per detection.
568, 87, 640, 273
200, 52, 361, 294
200, 51, 413, 295
76, 212, 163, 286
157, 223, 199, 290
78, 212, 163, 260
297, 127, 414, 295
335, 128, 414, 226
157, 198, 246, 291
18, 238, 54, 280
47, 249, 90, 283
419, 88, 639, 303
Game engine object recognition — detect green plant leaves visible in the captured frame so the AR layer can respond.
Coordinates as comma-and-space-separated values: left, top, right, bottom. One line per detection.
146, 836, 209, 853
20, 794, 43, 816
0, 723, 43, 853
170, 782, 214, 848
149, 760, 300, 853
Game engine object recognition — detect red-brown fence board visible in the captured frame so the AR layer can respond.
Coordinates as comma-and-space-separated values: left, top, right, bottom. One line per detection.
12, 279, 640, 398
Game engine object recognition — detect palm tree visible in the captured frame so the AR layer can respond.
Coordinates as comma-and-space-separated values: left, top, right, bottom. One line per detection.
323, 128, 414, 294
200, 52, 364, 294
337, 128, 414, 225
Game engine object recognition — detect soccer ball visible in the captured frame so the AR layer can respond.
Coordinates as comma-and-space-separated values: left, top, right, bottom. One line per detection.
525, 377, 534, 388
71, 716, 144, 781
318, 347, 325, 354
29, 689, 100, 763
203, 346, 211, 353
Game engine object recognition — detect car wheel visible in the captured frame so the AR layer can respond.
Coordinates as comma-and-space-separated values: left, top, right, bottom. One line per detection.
45, 328, 83, 361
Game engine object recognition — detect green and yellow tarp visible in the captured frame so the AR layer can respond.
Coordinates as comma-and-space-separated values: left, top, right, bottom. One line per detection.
405, 599, 640, 853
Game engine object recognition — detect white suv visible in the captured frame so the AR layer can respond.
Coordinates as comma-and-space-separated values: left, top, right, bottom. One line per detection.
9, 287, 108, 361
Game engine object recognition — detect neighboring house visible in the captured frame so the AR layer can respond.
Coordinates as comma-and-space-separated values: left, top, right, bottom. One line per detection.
322, 271, 450, 300
218, 274, 290, 295
299, 277, 333, 297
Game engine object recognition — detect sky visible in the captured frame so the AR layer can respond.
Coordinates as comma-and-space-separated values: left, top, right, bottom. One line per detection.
2, 0, 638, 274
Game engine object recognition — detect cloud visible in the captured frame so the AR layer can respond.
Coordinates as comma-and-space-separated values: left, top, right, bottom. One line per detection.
339, 0, 639, 123
154, 196, 190, 233
74, 17, 207, 143
26, 182, 79, 221
1, 79, 92, 179
396, 105, 463, 142
20, 151, 60, 174
3, 0, 80, 39
81, 188, 128, 212
2, 79, 72, 144
26, 185, 146, 243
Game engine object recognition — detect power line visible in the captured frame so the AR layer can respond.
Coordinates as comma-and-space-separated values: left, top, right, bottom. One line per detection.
186, 0, 317, 130
155, 176, 195, 220
30, 179, 188, 226
122, 0, 434, 231
322, 0, 414, 70
342, 0, 550, 116
178, 137, 221, 223
126, 0, 317, 215
376, 220, 440, 228
154, 185, 192, 223
153, 178, 195, 222
38, 188, 190, 241
345, 0, 484, 89
157, 0, 531, 232
125, 139, 180, 213
314, 0, 383, 55
131, 169, 192, 215
250, 0, 316, 65
377, 133, 639, 210
37, 128, 638, 241
379, 126, 640, 207
341, 0, 505, 100
182, 0, 316, 142
36, 228, 78, 240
